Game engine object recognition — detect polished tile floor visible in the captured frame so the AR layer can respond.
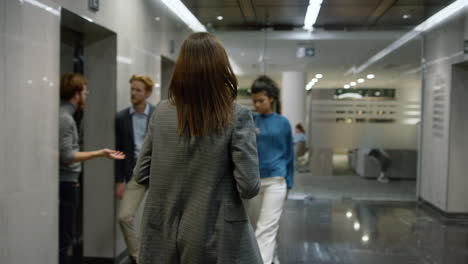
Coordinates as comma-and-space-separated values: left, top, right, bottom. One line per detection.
292, 153, 417, 201
277, 199, 468, 264
289, 174, 416, 201
276, 172, 468, 264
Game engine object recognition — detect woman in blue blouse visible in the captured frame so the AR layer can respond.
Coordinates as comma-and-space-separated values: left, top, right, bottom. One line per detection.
250, 75, 294, 264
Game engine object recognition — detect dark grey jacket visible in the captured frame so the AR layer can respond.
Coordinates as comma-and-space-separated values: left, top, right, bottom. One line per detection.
133, 100, 262, 264
115, 104, 156, 183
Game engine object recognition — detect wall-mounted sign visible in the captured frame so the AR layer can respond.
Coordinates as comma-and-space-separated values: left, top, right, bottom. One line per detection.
88, 0, 99, 12
296, 47, 315, 58
305, 48, 315, 57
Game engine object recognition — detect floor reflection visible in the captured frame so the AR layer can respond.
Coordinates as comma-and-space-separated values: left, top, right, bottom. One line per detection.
278, 198, 468, 264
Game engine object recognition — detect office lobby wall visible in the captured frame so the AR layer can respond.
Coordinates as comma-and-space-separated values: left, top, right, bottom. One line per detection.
0, 1, 61, 263
0, 0, 190, 263
419, 12, 468, 213
54, 0, 190, 258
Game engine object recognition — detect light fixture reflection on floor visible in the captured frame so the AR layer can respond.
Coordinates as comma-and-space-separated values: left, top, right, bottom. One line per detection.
354, 222, 361, 231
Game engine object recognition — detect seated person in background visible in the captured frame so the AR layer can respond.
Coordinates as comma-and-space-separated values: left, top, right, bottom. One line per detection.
368, 148, 391, 183
294, 123, 308, 171
293, 123, 307, 157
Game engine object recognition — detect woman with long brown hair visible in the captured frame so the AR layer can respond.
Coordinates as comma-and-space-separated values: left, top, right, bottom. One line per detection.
132, 32, 262, 264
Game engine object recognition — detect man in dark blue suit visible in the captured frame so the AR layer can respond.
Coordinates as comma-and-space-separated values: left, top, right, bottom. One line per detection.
115, 75, 156, 264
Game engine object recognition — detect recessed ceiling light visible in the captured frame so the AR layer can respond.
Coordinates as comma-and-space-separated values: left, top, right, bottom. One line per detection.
346, 211, 352, 218
358, 78, 365, 83
344, 84, 350, 89
315, 74, 323, 79
154, 17, 161, 21
312, 78, 318, 82
367, 74, 375, 79
403, 14, 411, 20
350, 82, 357, 86
217, 16, 224, 21
362, 235, 370, 242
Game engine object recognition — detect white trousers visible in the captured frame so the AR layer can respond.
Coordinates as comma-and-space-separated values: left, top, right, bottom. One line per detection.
249, 177, 287, 264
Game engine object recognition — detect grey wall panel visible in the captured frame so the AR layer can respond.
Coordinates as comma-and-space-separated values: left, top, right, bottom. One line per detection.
447, 64, 468, 213
82, 33, 117, 258
161, 56, 175, 101
0, 0, 60, 263
282, 72, 306, 130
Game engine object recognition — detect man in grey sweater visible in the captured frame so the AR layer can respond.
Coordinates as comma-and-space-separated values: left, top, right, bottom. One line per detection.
59, 73, 125, 264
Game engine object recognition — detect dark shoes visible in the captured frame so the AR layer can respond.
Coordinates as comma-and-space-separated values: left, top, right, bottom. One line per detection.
127, 256, 138, 264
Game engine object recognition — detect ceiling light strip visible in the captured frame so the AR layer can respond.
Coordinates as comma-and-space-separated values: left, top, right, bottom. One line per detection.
23, 0, 60, 16
160, 0, 207, 32
160, 0, 244, 75
303, 0, 323, 31
354, 0, 468, 73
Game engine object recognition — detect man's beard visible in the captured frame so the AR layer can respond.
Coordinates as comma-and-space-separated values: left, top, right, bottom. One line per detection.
77, 97, 85, 110
132, 98, 145, 105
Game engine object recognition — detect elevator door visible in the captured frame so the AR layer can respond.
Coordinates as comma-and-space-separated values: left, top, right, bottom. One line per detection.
60, 8, 118, 261
161, 55, 175, 100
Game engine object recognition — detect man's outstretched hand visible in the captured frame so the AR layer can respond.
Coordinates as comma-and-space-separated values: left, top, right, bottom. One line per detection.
101, 149, 126, 160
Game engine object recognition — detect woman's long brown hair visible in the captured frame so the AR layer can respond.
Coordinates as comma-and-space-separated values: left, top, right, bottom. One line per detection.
168, 32, 238, 136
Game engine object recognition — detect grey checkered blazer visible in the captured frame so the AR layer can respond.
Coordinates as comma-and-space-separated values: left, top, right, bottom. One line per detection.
133, 100, 262, 264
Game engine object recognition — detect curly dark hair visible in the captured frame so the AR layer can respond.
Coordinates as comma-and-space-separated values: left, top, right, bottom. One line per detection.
250, 75, 281, 114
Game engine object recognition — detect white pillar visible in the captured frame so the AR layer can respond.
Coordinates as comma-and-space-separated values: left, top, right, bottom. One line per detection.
281, 72, 306, 129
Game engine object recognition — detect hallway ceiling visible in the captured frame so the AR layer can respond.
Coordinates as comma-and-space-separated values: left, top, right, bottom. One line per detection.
179, 0, 454, 91
216, 30, 422, 91
182, 0, 455, 31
